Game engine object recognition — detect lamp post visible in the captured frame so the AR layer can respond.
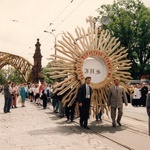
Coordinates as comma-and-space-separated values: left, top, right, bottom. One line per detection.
44, 30, 63, 59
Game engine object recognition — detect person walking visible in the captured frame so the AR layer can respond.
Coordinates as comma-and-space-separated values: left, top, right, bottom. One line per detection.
28, 83, 34, 102
65, 101, 76, 122
77, 77, 92, 129
11, 83, 18, 108
41, 83, 48, 109
146, 85, 150, 136
3, 81, 12, 113
141, 83, 148, 106
34, 84, 40, 104
108, 78, 128, 127
20, 83, 26, 107
132, 84, 141, 106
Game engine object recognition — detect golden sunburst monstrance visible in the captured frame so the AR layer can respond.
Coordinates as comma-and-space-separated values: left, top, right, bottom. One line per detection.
48, 21, 131, 117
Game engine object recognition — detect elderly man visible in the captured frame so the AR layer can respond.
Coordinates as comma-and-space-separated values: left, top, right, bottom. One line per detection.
108, 78, 128, 127
146, 85, 150, 136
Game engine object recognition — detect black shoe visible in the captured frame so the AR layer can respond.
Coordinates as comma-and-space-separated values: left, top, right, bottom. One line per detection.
7, 111, 11, 113
59, 115, 64, 118
14, 106, 17, 108
112, 123, 116, 127
117, 121, 122, 126
84, 126, 90, 129
80, 124, 84, 128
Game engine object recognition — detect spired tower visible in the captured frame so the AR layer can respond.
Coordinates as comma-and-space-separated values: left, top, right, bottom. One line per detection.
32, 39, 44, 83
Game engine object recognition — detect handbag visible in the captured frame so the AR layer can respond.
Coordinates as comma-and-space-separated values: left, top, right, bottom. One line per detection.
18, 95, 22, 103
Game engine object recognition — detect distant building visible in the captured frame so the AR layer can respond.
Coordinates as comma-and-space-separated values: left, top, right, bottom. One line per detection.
128, 75, 149, 85
140, 75, 149, 84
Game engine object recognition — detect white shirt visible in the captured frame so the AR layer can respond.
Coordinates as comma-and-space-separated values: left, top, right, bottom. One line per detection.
86, 84, 90, 98
133, 87, 141, 99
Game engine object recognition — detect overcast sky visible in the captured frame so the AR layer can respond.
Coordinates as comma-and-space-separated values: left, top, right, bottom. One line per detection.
0, 0, 149, 67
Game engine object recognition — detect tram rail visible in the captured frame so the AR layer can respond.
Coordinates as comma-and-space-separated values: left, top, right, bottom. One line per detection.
74, 120, 134, 150
72, 113, 148, 150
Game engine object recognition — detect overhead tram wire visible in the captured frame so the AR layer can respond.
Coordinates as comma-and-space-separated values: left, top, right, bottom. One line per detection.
48, 0, 74, 27
21, 0, 74, 57
54, 0, 86, 31
40, 0, 85, 43
39, 0, 74, 43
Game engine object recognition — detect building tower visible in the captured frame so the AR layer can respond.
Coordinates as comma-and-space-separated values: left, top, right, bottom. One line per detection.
32, 39, 44, 83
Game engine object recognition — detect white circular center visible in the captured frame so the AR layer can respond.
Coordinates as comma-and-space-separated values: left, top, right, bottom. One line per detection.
82, 57, 108, 83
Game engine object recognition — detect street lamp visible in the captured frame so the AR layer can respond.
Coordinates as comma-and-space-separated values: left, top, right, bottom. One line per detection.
44, 30, 63, 59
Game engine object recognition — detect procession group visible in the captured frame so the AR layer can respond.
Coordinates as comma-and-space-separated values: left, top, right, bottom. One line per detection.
1, 78, 150, 133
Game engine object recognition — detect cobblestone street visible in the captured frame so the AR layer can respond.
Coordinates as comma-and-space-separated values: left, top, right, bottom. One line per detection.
0, 94, 117, 150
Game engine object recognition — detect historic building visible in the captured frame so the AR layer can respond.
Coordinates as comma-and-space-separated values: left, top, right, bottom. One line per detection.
32, 39, 44, 83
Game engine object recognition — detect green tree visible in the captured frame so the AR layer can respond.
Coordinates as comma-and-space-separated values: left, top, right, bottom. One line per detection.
0, 70, 6, 84
96, 0, 150, 79
42, 60, 67, 83
8, 69, 24, 83
42, 63, 54, 84
0, 67, 24, 84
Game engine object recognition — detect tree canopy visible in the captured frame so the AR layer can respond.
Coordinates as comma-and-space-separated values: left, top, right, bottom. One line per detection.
96, 0, 150, 79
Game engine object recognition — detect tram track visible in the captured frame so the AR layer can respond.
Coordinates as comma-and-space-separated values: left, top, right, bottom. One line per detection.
123, 115, 148, 135
47, 106, 135, 150
124, 114, 147, 123
103, 119, 148, 137
46, 103, 149, 150
73, 120, 134, 150
72, 113, 148, 150
103, 114, 148, 137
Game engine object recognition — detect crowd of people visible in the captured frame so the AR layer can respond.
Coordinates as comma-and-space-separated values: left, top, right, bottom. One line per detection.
1, 81, 54, 112
128, 83, 149, 107
1, 80, 77, 123
1, 79, 150, 133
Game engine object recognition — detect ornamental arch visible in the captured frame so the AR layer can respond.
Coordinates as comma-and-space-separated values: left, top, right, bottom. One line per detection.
0, 51, 33, 82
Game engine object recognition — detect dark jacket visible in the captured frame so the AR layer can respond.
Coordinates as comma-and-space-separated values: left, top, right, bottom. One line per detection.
146, 93, 150, 117
77, 84, 92, 104
4, 84, 12, 98
52, 91, 62, 102
141, 86, 148, 97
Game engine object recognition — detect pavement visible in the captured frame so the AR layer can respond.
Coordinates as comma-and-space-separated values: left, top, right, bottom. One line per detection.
1, 93, 149, 150
0, 93, 120, 150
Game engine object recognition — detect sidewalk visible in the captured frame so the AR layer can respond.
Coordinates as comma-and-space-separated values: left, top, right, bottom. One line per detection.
0, 93, 116, 150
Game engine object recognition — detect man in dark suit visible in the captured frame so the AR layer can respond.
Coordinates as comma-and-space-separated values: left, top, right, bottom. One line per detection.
108, 78, 128, 127
3, 81, 12, 113
77, 77, 92, 129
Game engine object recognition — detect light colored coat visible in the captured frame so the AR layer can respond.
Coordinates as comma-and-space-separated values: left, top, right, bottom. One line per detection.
108, 85, 128, 108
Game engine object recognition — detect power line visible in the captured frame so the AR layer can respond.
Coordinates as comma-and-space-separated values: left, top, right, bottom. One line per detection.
50, 0, 74, 25
54, 0, 85, 31
44, 0, 74, 33
40, 0, 86, 43
39, 0, 74, 42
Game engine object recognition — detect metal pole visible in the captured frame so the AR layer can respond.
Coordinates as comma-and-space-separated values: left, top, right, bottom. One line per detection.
44, 30, 63, 59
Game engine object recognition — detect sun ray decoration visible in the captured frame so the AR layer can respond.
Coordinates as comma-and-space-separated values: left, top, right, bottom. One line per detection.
48, 22, 131, 117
